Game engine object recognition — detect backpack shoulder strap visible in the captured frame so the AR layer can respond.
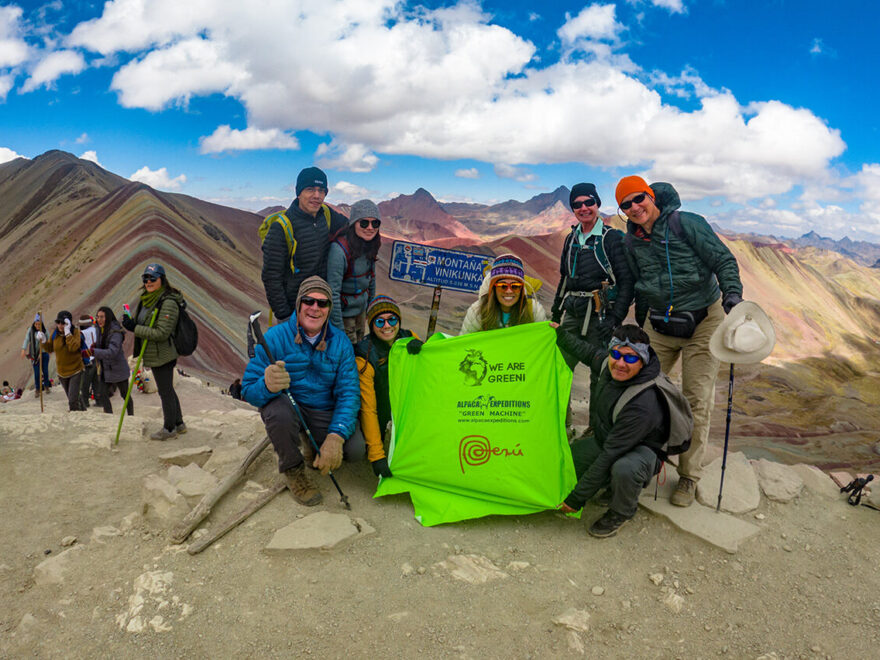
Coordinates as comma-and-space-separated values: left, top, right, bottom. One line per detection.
335, 235, 354, 278
321, 204, 331, 228
612, 376, 658, 423
595, 225, 615, 284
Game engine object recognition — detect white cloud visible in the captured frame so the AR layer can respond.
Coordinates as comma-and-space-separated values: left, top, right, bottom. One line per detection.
199, 125, 299, 154
21, 50, 86, 92
855, 164, 880, 223
62, 0, 848, 202
455, 167, 480, 179
75, 132, 89, 144
130, 165, 186, 190
331, 180, 371, 203
494, 164, 537, 183
649, 0, 686, 14
0, 5, 29, 68
0, 73, 12, 100
0, 146, 25, 163
315, 140, 378, 172
79, 150, 101, 165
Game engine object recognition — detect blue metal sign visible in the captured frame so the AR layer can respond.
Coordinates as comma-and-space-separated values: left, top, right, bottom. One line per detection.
389, 240, 493, 293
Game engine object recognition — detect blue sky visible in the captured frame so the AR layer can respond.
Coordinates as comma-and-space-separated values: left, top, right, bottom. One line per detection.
1, 0, 878, 239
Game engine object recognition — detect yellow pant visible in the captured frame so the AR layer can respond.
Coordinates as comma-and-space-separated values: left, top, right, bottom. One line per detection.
644, 299, 724, 482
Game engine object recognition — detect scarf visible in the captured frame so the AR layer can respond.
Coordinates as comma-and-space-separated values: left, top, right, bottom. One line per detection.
140, 286, 166, 310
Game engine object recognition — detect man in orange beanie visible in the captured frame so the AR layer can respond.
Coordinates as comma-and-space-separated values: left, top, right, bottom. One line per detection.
616, 176, 743, 507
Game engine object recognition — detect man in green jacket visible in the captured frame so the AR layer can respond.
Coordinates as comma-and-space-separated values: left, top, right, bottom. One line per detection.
616, 176, 742, 507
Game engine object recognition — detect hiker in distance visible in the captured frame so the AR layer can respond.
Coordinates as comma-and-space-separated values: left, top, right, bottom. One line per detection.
327, 199, 380, 343
21, 313, 51, 396
122, 263, 187, 440
459, 253, 548, 334
555, 323, 693, 538
40, 310, 84, 411
354, 295, 418, 479
78, 315, 99, 408
261, 166, 348, 323
551, 183, 634, 373
91, 306, 132, 416
617, 176, 743, 507
241, 276, 363, 506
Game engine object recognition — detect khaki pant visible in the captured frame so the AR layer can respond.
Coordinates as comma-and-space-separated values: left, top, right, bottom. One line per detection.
644, 299, 724, 482
343, 313, 367, 344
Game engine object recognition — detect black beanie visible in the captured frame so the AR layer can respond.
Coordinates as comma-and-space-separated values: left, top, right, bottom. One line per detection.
569, 183, 601, 209
296, 167, 328, 197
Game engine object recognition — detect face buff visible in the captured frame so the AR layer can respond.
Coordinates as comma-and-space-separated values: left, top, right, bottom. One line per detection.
375, 323, 577, 526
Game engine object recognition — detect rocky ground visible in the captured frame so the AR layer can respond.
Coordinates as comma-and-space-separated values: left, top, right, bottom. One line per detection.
1, 377, 879, 659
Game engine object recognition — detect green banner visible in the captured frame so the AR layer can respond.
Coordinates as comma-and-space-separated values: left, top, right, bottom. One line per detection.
375, 323, 576, 526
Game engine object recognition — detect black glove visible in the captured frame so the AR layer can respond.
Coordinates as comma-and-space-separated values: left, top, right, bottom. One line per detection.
406, 339, 424, 355
722, 292, 743, 314
635, 304, 648, 328
371, 457, 393, 478
598, 316, 617, 342
550, 313, 562, 325
121, 315, 136, 332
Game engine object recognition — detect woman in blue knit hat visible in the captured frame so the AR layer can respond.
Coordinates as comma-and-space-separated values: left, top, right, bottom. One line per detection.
460, 253, 547, 334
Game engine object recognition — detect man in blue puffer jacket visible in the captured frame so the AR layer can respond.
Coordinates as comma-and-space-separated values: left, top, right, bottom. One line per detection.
242, 276, 363, 506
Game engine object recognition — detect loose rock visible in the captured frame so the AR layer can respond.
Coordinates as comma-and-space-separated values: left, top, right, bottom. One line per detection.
752, 459, 804, 502
434, 555, 508, 585
552, 608, 591, 633
663, 591, 684, 614
34, 546, 85, 585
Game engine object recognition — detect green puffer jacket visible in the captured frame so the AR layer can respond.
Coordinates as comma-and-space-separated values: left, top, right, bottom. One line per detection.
133, 291, 182, 367
624, 182, 742, 314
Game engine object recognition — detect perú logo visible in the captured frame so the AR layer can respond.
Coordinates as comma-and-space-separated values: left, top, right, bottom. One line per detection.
458, 435, 524, 474
459, 349, 488, 386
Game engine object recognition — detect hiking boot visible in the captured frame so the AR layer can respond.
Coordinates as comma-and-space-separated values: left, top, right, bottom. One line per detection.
150, 427, 178, 441
284, 464, 322, 506
588, 510, 632, 538
671, 477, 696, 507
175, 422, 188, 435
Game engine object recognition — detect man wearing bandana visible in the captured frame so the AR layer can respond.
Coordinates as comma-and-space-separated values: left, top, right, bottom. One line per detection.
554, 323, 682, 538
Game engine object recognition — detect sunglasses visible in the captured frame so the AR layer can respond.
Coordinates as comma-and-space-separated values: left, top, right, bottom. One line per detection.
495, 282, 523, 292
359, 219, 381, 229
619, 192, 649, 211
300, 296, 331, 308
142, 275, 159, 283
373, 316, 399, 328
609, 349, 641, 364
571, 198, 597, 210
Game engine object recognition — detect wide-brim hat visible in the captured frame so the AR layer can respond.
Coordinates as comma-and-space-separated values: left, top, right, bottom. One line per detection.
710, 301, 775, 364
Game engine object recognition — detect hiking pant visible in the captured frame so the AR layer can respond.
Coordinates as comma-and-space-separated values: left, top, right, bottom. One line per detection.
32, 352, 51, 391
152, 360, 183, 431
644, 299, 724, 483
100, 379, 133, 416
570, 435, 659, 519
59, 371, 85, 411
260, 396, 366, 473
343, 312, 367, 344
79, 362, 97, 408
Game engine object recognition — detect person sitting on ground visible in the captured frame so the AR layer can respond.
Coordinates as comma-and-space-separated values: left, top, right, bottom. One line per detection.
241, 276, 362, 506
41, 310, 85, 411
21, 314, 51, 396
354, 295, 418, 479
327, 199, 381, 343
122, 263, 187, 440
460, 253, 547, 334
554, 323, 687, 538
91, 306, 132, 416
0, 381, 11, 396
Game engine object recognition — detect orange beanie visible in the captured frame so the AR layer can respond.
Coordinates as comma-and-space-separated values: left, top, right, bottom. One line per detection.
615, 176, 654, 205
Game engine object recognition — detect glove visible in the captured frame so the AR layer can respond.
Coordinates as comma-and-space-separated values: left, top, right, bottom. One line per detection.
597, 316, 617, 342
371, 457, 393, 478
635, 304, 648, 328
406, 339, 424, 355
264, 361, 290, 393
722, 292, 743, 314
36, 331, 46, 343
63, 319, 72, 336
313, 433, 344, 475
121, 315, 136, 332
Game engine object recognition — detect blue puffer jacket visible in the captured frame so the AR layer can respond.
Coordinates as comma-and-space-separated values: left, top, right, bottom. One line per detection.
241, 313, 360, 439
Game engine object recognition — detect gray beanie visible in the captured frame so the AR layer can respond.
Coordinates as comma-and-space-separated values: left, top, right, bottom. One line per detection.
348, 199, 381, 226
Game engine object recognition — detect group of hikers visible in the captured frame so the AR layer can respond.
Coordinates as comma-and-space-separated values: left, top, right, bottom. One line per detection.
20, 164, 752, 538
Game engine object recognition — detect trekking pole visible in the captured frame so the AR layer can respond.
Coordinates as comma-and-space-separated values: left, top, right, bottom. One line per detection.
716, 364, 735, 512
248, 311, 351, 510
38, 309, 44, 414
114, 308, 158, 445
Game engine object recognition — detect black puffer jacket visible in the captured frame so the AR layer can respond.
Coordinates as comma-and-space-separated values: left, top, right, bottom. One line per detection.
551, 224, 634, 324
555, 329, 666, 509
261, 201, 348, 321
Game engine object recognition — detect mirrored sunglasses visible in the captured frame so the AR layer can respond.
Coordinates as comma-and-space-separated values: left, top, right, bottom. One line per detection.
359, 219, 381, 229
494, 282, 523, 291
373, 316, 399, 328
619, 192, 648, 211
609, 349, 641, 364
571, 198, 597, 210
300, 296, 331, 308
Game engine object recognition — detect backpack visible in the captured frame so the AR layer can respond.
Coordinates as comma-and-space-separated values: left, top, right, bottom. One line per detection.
258, 205, 332, 275
607, 360, 693, 460
161, 294, 199, 357
561, 224, 619, 303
